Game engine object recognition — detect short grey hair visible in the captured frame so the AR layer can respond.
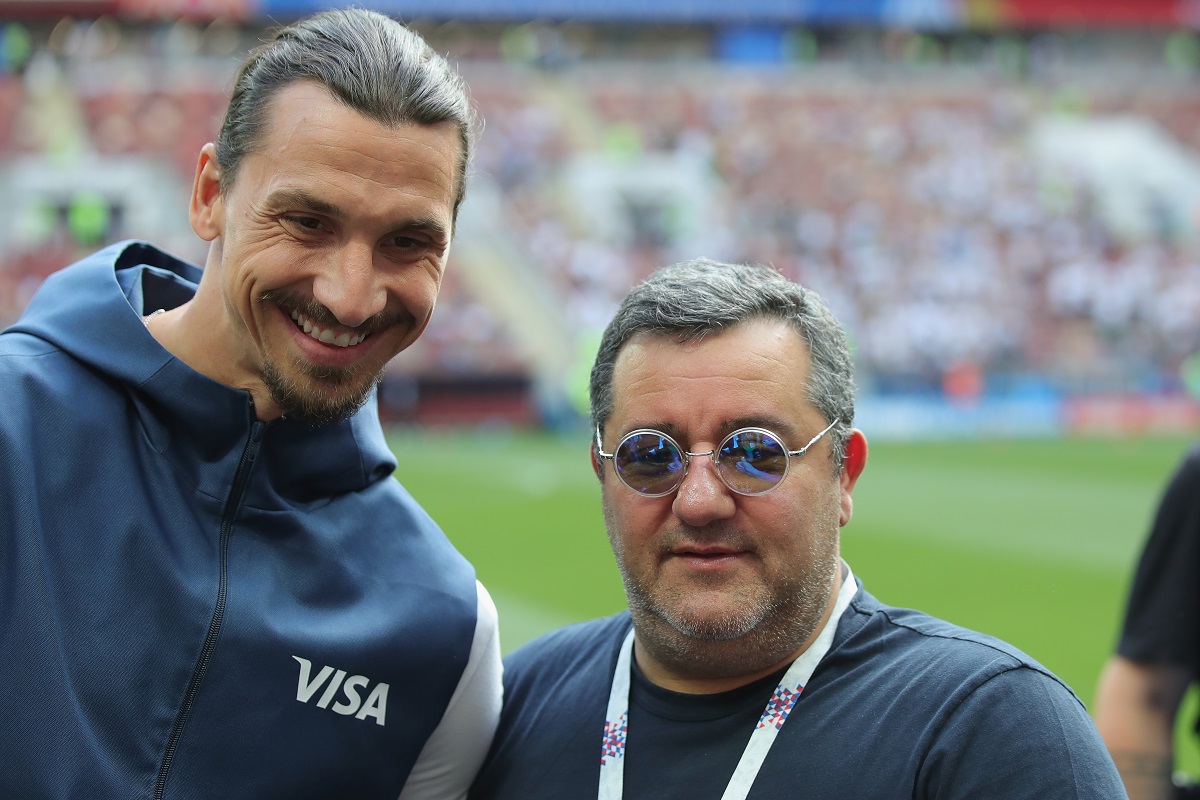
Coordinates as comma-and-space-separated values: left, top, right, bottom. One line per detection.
215, 8, 476, 220
589, 258, 856, 465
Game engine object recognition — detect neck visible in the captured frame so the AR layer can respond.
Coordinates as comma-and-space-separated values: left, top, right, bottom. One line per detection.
633, 567, 845, 695
144, 289, 282, 421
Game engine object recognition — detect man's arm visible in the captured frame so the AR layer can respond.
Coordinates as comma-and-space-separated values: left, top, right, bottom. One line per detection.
1095, 655, 1191, 800
398, 581, 503, 800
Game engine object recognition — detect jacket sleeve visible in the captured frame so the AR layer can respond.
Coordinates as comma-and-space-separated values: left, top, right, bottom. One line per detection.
397, 580, 504, 800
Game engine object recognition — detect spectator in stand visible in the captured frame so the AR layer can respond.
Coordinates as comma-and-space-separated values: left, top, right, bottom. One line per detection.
6, 29, 1200, 394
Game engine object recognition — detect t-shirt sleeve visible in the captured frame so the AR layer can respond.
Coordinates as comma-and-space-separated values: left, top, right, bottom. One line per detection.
920, 667, 1126, 799
1116, 446, 1200, 670
397, 580, 503, 800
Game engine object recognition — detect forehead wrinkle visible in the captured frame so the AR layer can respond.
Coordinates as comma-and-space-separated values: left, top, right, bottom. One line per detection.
308, 145, 454, 196
312, 121, 459, 178
313, 137, 453, 175
613, 378, 815, 447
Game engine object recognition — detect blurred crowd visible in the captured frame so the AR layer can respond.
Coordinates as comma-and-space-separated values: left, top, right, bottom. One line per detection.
4, 17, 1200, 404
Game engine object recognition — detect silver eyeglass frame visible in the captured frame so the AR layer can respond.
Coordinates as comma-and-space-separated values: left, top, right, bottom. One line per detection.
594, 418, 840, 497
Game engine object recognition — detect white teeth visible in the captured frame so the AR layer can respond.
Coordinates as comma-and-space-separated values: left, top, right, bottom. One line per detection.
291, 309, 369, 348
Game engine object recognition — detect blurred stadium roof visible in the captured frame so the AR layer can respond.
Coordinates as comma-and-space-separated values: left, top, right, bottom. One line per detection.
0, 0, 1191, 27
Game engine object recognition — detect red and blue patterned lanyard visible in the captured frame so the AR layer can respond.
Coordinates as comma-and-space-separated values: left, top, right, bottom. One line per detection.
599, 566, 858, 800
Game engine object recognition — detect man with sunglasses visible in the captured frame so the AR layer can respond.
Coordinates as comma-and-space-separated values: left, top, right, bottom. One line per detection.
470, 259, 1122, 799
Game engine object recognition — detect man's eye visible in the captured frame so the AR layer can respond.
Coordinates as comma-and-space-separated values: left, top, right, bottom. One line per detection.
286, 215, 322, 231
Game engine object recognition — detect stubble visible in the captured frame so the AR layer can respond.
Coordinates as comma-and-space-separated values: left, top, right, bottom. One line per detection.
607, 499, 843, 682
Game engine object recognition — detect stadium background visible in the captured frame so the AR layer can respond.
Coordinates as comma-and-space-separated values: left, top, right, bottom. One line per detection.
3, 0, 1200, 772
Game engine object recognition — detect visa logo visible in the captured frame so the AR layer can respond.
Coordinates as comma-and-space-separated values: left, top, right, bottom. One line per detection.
292, 656, 390, 726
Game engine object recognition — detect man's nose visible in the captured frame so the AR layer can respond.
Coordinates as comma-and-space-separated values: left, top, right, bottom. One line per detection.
312, 243, 386, 329
672, 451, 737, 527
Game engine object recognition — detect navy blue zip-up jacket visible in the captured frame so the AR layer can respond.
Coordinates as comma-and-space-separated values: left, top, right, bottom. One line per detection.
0, 241, 485, 799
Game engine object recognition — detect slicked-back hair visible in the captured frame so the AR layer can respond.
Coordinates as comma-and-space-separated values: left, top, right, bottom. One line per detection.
589, 258, 856, 466
215, 8, 476, 220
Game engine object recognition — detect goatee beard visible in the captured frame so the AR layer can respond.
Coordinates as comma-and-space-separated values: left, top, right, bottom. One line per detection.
262, 353, 382, 426
258, 291, 394, 426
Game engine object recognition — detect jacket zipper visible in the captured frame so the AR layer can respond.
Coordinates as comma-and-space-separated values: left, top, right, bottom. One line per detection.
153, 420, 266, 799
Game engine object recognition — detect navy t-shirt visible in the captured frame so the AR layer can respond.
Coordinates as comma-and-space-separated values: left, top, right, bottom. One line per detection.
471, 582, 1125, 799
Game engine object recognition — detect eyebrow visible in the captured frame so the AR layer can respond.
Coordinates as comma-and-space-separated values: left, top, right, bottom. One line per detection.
265, 188, 451, 243
621, 415, 800, 444
396, 217, 452, 244
723, 415, 798, 436
266, 188, 342, 218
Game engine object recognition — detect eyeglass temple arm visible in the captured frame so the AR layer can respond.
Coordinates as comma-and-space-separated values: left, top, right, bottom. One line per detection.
787, 418, 841, 456
594, 427, 614, 460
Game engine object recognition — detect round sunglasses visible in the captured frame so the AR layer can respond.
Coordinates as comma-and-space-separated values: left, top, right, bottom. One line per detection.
594, 418, 840, 497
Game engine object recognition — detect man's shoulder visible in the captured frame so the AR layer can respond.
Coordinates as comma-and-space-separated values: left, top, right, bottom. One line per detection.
0, 328, 60, 359
0, 324, 98, 415
840, 589, 1074, 697
1164, 439, 1200, 492
794, 589, 1121, 797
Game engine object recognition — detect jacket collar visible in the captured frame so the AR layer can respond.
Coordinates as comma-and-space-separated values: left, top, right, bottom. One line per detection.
12, 240, 398, 505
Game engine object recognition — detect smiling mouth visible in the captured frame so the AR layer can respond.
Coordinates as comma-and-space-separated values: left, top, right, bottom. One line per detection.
290, 309, 371, 348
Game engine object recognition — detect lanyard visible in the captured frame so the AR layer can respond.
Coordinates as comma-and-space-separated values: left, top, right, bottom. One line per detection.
598, 566, 858, 800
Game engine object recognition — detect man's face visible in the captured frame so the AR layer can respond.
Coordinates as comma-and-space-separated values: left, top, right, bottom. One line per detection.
598, 318, 859, 675
190, 80, 461, 424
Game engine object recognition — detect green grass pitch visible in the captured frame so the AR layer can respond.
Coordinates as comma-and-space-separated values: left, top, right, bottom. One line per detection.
388, 427, 1198, 768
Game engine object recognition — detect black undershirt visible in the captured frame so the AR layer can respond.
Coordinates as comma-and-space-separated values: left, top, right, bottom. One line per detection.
622, 657, 791, 800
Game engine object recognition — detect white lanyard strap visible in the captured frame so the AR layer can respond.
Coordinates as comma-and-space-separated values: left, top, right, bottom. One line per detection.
599, 626, 635, 800
599, 567, 859, 800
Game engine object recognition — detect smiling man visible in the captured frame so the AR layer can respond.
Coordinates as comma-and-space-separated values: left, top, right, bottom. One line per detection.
0, 10, 500, 799
171, 76, 462, 427
469, 259, 1125, 800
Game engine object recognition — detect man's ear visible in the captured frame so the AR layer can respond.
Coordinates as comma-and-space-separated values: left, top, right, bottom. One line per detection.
590, 438, 604, 481
189, 142, 223, 242
838, 429, 868, 527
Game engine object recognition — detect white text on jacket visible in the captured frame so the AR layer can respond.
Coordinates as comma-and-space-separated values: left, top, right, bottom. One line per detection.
292, 655, 389, 726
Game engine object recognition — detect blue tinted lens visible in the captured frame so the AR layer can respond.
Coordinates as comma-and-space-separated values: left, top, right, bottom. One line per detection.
718, 430, 788, 494
614, 432, 685, 495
